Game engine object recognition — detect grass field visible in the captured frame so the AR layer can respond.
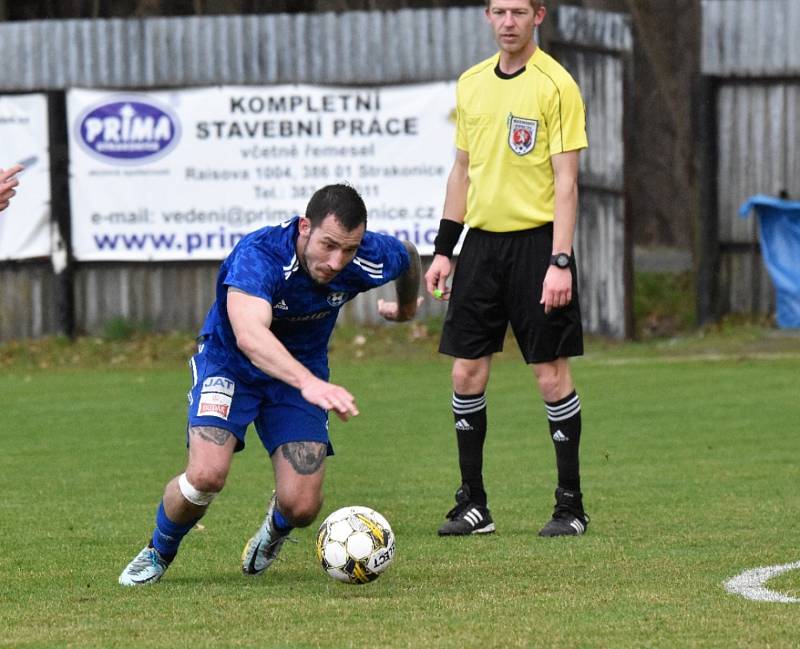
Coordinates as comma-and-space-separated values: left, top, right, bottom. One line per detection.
2, 326, 800, 648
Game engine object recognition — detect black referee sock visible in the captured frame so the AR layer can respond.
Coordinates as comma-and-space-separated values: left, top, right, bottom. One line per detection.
544, 391, 582, 493
452, 392, 488, 507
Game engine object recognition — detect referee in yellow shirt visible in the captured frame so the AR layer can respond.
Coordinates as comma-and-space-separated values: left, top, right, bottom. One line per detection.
425, 0, 589, 538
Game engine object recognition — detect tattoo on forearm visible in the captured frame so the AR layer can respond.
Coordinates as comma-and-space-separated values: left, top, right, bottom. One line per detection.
396, 241, 421, 312
281, 442, 326, 475
190, 426, 232, 446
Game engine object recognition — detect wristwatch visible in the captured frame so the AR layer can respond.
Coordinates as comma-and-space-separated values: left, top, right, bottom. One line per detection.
549, 253, 571, 269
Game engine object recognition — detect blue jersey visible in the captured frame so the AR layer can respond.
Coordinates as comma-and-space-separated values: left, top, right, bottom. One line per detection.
200, 217, 410, 383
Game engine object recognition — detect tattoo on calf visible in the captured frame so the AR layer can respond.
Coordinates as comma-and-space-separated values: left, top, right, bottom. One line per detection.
190, 426, 232, 446
281, 442, 326, 475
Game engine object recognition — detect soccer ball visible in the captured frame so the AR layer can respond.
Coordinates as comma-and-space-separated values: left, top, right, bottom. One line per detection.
315, 506, 395, 584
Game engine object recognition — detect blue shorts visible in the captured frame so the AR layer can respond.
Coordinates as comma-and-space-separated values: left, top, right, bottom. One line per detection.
186, 344, 333, 456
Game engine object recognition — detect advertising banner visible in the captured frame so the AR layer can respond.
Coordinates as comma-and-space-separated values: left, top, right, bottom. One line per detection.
67, 84, 457, 261
0, 94, 51, 260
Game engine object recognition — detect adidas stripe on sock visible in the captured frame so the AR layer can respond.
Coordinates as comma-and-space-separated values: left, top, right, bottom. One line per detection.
452, 392, 488, 506
545, 391, 582, 493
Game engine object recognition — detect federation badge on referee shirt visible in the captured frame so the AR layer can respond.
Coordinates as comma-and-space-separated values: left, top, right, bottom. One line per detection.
507, 114, 538, 156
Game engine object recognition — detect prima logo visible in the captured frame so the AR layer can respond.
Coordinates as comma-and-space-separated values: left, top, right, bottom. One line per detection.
76, 96, 181, 164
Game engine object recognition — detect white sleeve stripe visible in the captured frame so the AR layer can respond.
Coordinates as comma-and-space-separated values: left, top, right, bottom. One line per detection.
353, 256, 384, 271
353, 259, 384, 279
190, 357, 198, 388
283, 255, 299, 280
282, 254, 297, 272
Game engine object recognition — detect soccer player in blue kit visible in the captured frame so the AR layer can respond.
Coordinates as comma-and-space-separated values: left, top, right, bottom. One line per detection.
119, 184, 421, 586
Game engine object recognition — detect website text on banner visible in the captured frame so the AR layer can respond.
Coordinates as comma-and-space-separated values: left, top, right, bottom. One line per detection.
67, 84, 457, 261
0, 94, 52, 261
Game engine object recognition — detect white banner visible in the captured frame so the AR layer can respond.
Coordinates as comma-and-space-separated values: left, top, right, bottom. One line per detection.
0, 94, 51, 261
67, 84, 457, 261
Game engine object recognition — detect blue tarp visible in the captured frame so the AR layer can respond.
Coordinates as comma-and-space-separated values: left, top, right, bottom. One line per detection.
739, 194, 800, 328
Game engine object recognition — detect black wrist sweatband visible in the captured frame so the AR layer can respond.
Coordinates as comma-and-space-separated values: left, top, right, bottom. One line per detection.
433, 219, 464, 258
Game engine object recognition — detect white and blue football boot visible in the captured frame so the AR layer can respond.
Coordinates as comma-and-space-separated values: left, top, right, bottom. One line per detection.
118, 545, 170, 586
241, 492, 291, 576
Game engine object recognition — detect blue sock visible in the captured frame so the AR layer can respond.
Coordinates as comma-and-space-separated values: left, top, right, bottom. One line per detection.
272, 507, 293, 534
151, 501, 198, 561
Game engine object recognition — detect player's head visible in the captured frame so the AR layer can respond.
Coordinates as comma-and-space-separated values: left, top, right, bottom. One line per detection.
484, 0, 544, 10
485, 0, 546, 56
297, 184, 368, 285
305, 184, 367, 232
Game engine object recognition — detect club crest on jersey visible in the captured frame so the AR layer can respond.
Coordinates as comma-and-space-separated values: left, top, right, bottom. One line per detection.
508, 114, 538, 156
326, 291, 348, 307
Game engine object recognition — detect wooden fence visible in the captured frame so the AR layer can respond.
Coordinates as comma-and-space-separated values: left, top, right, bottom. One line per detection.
0, 6, 631, 341
698, 0, 800, 322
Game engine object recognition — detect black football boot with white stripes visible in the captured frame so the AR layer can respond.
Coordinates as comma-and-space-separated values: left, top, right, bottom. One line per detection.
437, 484, 496, 536
538, 487, 589, 537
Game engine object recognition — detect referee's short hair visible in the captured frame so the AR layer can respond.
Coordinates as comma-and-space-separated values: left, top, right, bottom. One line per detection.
305, 184, 367, 232
484, 0, 544, 9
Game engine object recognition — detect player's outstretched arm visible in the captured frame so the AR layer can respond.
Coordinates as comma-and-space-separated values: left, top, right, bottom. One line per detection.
0, 165, 23, 212
227, 287, 358, 421
378, 241, 422, 322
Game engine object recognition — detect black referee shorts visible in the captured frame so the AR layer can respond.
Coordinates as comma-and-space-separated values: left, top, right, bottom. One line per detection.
439, 223, 584, 364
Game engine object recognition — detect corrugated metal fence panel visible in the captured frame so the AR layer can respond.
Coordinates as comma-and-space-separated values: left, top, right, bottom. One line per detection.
74, 263, 218, 334
556, 48, 625, 192
552, 8, 630, 190
575, 192, 625, 338
555, 5, 633, 53
715, 81, 800, 315
69, 260, 440, 334
0, 7, 628, 339
0, 9, 496, 90
718, 242, 774, 316
705, 0, 800, 319
551, 9, 630, 337
716, 83, 799, 243
702, 0, 800, 77
0, 262, 58, 340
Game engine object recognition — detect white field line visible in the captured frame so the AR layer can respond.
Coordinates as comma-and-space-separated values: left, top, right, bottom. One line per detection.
724, 561, 800, 603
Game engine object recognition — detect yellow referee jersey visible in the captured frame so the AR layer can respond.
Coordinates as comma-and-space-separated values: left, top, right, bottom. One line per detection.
455, 47, 588, 232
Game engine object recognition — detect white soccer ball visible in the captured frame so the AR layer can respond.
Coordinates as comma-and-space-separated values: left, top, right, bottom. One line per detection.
315, 506, 395, 584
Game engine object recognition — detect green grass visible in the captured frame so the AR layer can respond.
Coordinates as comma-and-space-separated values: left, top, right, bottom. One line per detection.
2, 329, 800, 648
